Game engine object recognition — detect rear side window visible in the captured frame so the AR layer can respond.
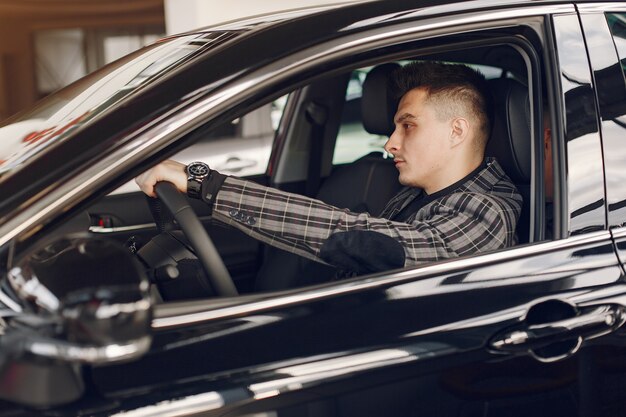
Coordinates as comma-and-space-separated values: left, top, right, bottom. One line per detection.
593, 13, 626, 227
607, 13, 626, 78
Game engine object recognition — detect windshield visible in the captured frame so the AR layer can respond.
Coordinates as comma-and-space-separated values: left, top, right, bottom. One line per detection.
0, 31, 241, 180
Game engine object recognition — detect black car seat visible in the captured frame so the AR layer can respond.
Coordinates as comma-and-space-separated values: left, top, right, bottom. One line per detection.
255, 63, 402, 291
485, 78, 532, 243
311, 63, 402, 214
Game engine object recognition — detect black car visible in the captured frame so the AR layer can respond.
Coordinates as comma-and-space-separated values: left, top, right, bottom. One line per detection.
0, 1, 626, 415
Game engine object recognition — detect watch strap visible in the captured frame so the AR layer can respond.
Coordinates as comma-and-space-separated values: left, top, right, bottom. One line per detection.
187, 178, 203, 199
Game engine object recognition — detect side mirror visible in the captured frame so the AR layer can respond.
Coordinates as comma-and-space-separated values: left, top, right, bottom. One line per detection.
0, 237, 152, 407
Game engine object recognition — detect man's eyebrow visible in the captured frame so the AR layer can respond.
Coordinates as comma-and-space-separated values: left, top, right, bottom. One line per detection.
394, 113, 416, 124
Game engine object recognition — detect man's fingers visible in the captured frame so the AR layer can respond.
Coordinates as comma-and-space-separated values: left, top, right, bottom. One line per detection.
135, 165, 158, 197
135, 160, 188, 197
135, 168, 158, 197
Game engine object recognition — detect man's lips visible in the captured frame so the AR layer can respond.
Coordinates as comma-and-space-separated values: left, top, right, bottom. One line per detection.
394, 159, 405, 166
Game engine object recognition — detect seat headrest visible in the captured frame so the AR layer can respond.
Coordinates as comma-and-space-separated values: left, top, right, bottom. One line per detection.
361, 63, 401, 136
486, 78, 531, 183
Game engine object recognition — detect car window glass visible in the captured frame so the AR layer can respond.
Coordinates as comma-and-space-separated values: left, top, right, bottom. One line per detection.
110, 95, 287, 194
601, 12, 626, 269
175, 95, 287, 176
607, 13, 626, 76
553, 14, 606, 235
332, 63, 508, 166
602, 13, 626, 227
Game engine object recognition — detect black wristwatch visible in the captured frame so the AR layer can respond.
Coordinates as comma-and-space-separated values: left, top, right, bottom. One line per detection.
186, 161, 210, 199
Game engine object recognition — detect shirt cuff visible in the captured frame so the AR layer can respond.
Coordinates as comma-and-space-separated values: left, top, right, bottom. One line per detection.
200, 169, 227, 214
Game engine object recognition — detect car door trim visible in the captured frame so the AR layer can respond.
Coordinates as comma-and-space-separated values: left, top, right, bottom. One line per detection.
89, 223, 157, 234
610, 227, 626, 239
577, 3, 626, 13
153, 231, 612, 329
88, 215, 213, 234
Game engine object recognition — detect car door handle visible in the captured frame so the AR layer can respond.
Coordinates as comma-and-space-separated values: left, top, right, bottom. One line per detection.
490, 303, 626, 361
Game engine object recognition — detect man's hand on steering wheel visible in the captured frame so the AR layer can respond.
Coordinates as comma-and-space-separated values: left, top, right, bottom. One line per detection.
135, 160, 238, 297
135, 160, 187, 197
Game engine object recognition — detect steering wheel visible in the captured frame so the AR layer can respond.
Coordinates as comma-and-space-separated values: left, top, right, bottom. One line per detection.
153, 181, 238, 297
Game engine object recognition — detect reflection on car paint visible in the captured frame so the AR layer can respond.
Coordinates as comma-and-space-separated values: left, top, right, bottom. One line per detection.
0, 33, 238, 179
553, 14, 606, 234
585, 13, 626, 228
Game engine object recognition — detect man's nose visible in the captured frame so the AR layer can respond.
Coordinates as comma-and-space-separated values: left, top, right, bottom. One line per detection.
384, 128, 400, 155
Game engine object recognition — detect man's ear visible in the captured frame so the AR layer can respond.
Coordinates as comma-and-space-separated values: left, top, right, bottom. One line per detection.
450, 117, 470, 147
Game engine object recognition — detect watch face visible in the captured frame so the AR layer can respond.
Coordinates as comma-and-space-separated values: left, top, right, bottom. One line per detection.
187, 162, 209, 178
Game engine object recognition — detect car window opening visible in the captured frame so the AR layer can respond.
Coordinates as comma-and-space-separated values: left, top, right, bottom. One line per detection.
9, 31, 549, 304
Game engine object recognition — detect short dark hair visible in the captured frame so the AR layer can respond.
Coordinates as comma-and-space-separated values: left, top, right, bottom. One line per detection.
391, 61, 493, 150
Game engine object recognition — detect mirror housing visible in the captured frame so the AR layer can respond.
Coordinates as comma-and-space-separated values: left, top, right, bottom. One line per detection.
0, 237, 152, 407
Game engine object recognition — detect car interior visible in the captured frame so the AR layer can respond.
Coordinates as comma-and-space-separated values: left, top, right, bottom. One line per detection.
27, 31, 545, 304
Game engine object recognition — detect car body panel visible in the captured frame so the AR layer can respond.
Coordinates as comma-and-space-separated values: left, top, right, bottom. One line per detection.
89, 233, 624, 416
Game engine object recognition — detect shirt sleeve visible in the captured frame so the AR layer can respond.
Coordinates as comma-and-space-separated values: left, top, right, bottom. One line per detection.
211, 177, 519, 273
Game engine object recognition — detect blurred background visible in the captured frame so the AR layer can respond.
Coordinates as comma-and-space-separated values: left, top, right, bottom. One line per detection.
0, 0, 358, 121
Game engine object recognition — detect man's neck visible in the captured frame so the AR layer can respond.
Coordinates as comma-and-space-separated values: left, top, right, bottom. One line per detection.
424, 155, 484, 194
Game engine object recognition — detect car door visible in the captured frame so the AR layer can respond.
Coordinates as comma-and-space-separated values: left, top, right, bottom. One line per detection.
83, 5, 626, 417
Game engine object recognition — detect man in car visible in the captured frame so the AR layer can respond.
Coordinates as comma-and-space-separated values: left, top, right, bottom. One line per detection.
136, 62, 522, 276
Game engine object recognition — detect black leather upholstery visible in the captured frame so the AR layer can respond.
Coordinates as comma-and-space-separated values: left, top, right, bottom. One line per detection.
486, 78, 531, 183
316, 153, 400, 216
486, 78, 532, 243
361, 63, 401, 136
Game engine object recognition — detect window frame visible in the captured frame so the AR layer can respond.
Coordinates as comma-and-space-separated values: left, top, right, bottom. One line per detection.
145, 16, 557, 321
5, 6, 564, 301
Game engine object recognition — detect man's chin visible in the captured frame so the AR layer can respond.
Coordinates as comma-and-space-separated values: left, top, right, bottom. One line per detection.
398, 176, 419, 188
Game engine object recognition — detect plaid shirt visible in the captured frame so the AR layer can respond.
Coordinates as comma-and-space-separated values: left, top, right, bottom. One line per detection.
211, 158, 522, 272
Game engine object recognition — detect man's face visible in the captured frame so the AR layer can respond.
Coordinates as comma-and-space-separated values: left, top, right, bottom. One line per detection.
384, 87, 454, 192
